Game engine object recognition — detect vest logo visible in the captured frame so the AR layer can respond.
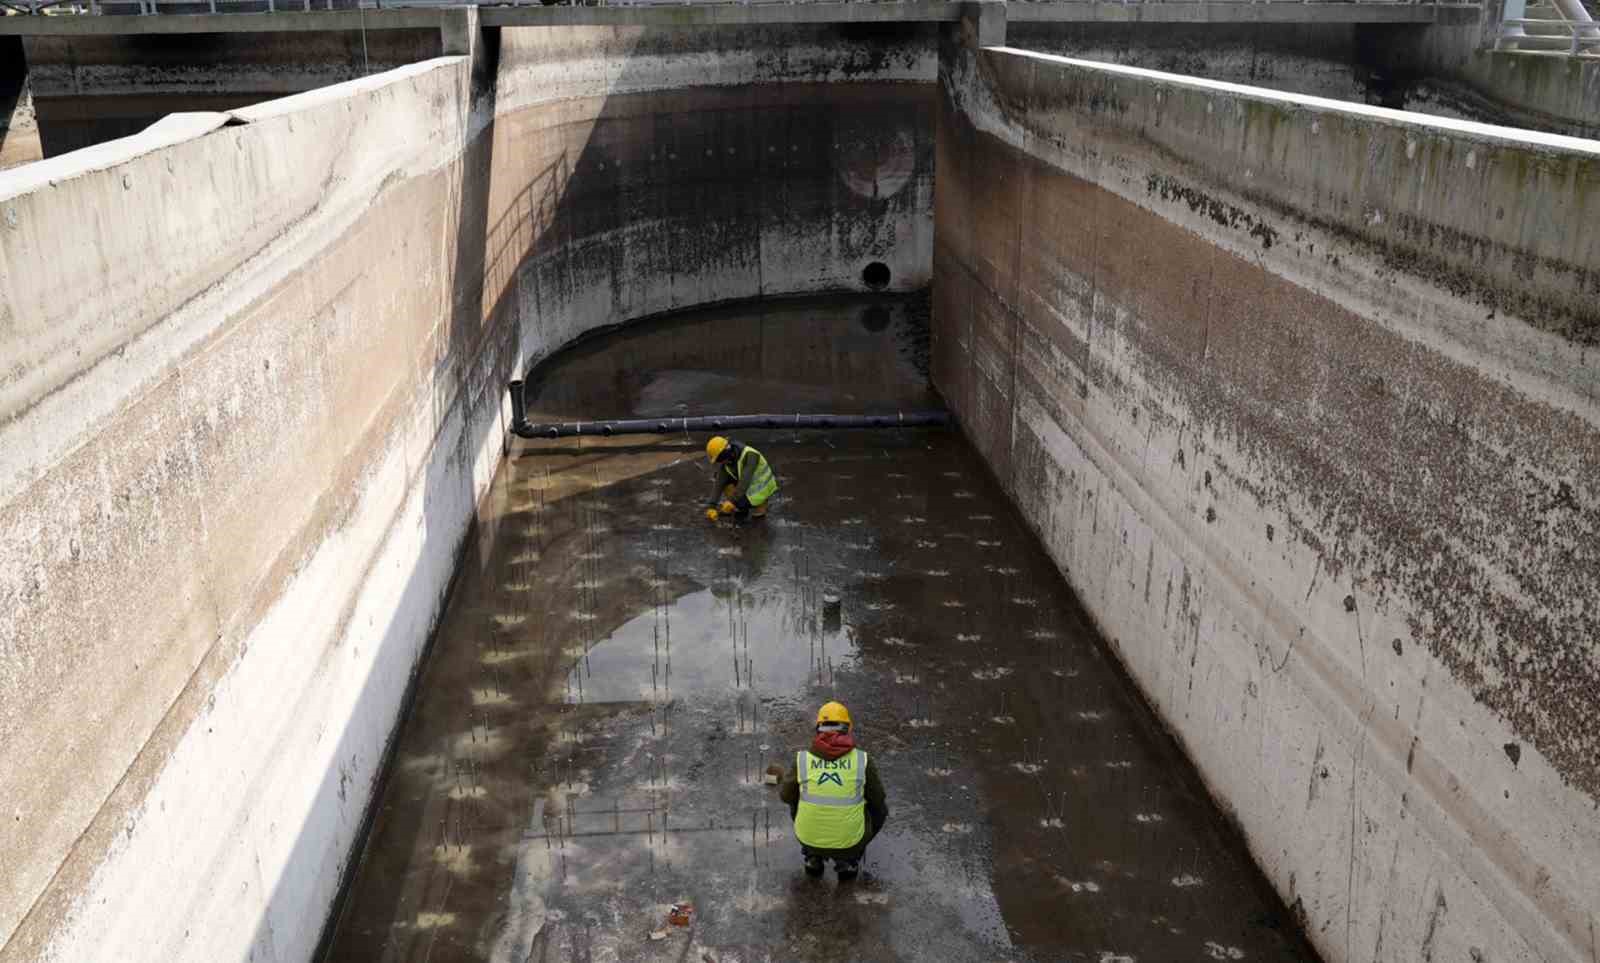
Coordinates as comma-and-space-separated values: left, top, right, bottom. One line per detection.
816, 772, 845, 788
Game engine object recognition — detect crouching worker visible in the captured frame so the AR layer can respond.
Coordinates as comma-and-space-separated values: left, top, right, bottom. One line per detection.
780, 701, 888, 880
704, 435, 777, 523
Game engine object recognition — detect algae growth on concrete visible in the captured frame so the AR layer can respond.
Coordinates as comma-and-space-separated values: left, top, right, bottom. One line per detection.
323, 295, 1315, 962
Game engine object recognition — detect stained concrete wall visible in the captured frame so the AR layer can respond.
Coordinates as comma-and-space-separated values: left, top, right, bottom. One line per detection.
486, 23, 934, 356
0, 59, 495, 963
0, 21, 931, 962
935, 30, 1598, 963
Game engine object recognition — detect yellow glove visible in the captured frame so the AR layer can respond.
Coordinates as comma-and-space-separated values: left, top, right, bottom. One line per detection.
720, 500, 737, 515
706, 507, 720, 522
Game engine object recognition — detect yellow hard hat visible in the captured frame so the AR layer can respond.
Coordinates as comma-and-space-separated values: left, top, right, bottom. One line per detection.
706, 436, 730, 463
816, 701, 851, 727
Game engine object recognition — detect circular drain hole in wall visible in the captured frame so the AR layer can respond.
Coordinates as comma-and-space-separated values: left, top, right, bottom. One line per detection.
862, 261, 891, 290
860, 305, 891, 332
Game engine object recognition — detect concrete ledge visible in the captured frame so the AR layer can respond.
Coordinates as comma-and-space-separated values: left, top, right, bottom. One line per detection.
0, 109, 226, 199
224, 53, 455, 120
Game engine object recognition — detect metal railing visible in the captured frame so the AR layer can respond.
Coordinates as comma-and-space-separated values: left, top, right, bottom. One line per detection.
1491, 0, 1593, 55
1493, 0, 1600, 57
1495, 18, 1600, 53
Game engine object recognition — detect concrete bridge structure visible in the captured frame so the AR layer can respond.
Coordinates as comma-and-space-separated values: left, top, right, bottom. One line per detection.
0, 3, 1596, 962
12, 0, 1598, 165
11, 0, 1596, 163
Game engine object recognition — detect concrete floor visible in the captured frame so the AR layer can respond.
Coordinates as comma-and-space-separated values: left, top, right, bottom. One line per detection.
323, 295, 1317, 963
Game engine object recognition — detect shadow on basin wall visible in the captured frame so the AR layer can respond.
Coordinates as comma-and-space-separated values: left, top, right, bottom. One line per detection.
237, 20, 940, 963
219, 28, 525, 963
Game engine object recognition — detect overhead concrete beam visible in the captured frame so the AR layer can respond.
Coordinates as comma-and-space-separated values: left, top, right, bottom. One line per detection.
1008, 1, 1479, 23
962, 0, 1007, 46
0, 6, 446, 34
0, 1, 1477, 36
480, 0, 963, 27
437, 4, 476, 55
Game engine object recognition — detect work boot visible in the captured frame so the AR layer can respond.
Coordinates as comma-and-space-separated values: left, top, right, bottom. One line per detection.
834, 858, 860, 881
803, 855, 825, 878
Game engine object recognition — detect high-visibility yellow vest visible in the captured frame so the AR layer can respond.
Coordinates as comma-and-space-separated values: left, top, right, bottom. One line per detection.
736, 446, 777, 506
793, 748, 867, 850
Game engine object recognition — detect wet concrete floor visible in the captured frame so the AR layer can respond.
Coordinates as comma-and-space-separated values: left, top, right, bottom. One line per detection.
324, 295, 1317, 962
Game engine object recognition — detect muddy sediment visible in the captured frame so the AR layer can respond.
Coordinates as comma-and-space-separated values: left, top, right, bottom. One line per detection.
323, 294, 1316, 962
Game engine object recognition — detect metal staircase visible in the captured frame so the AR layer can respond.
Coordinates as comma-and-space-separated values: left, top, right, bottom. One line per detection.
1494, 0, 1600, 58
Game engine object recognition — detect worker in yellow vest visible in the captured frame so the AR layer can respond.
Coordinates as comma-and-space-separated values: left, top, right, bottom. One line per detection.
704, 436, 778, 523
779, 701, 889, 880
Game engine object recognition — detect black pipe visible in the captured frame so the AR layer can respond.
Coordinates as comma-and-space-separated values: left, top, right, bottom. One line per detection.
507, 382, 949, 439
509, 379, 528, 427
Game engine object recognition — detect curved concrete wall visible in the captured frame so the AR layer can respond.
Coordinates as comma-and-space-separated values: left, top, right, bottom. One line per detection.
487, 22, 934, 359
0, 22, 931, 962
935, 30, 1598, 963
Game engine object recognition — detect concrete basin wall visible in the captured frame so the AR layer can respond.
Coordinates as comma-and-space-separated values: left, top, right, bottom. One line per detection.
934, 32, 1598, 963
0, 58, 496, 963
487, 22, 934, 362
0, 22, 932, 962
